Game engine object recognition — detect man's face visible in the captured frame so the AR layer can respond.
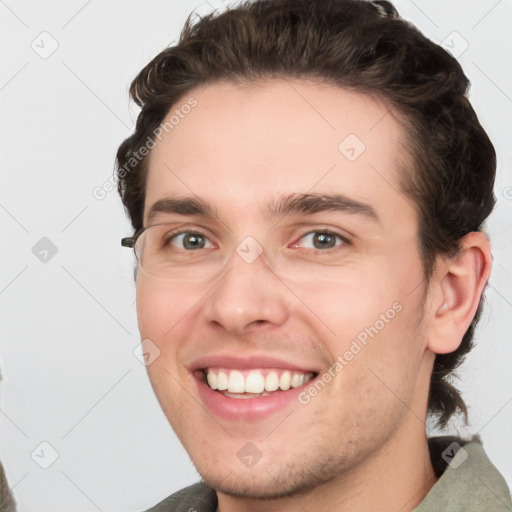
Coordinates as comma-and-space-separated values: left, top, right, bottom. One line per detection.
137, 80, 434, 498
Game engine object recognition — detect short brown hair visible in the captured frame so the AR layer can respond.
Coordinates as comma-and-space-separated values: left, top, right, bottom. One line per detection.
116, 0, 496, 428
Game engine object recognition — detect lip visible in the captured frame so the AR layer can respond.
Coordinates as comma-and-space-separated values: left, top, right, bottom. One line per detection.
189, 354, 319, 422
194, 373, 317, 421
189, 354, 318, 373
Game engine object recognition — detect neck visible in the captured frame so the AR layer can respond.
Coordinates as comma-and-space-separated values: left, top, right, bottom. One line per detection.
216, 425, 437, 512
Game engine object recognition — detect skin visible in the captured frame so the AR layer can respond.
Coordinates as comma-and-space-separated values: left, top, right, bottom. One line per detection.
136, 79, 492, 512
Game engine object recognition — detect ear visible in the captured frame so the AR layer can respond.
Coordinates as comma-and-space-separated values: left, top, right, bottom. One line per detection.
425, 232, 492, 355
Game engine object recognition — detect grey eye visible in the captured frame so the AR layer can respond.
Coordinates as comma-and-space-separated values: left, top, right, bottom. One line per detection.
298, 232, 345, 250
171, 232, 210, 250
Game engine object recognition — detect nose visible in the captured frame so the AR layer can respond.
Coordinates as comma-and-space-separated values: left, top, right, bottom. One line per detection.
201, 247, 289, 335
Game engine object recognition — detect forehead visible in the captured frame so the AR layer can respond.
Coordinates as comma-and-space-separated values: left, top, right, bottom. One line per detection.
144, 79, 414, 228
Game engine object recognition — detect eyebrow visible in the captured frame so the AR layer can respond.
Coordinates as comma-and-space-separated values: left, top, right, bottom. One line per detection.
146, 192, 378, 225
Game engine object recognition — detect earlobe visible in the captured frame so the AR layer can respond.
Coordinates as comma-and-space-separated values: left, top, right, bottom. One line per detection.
426, 232, 492, 355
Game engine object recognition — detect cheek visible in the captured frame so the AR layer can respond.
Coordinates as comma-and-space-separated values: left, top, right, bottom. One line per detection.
295, 265, 425, 391
289, 268, 399, 339
329, 296, 425, 423
136, 277, 199, 340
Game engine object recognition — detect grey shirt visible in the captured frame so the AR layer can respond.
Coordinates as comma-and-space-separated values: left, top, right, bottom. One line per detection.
0, 460, 16, 512
143, 436, 512, 512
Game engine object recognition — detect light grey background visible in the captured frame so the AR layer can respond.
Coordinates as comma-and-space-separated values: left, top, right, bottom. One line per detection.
1, 0, 511, 510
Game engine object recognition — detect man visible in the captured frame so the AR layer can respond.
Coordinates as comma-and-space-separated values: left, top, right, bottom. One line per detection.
116, 0, 511, 510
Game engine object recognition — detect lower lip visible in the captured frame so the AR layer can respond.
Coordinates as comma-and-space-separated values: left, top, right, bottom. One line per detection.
194, 375, 315, 421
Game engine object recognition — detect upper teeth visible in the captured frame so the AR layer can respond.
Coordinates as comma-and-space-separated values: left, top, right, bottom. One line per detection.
206, 368, 313, 394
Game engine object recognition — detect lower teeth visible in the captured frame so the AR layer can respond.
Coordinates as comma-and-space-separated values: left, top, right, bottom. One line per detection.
221, 390, 276, 399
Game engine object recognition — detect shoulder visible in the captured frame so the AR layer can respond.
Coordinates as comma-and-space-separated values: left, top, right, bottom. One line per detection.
142, 481, 217, 512
416, 435, 512, 512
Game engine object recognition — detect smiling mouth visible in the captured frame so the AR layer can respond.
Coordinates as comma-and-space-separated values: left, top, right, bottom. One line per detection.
197, 367, 318, 399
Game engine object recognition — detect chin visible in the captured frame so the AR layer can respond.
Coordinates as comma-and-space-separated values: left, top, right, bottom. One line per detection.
195, 455, 341, 500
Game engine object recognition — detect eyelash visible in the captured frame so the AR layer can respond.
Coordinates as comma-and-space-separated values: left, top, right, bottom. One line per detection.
165, 228, 351, 254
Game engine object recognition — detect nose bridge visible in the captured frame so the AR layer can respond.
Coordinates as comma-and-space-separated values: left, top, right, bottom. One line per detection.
202, 240, 289, 333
